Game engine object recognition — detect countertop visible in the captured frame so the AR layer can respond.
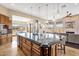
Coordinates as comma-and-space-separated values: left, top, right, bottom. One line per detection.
17, 32, 61, 47
0, 33, 12, 35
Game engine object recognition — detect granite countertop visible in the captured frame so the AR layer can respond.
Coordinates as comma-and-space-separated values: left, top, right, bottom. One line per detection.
17, 32, 60, 47
0, 33, 12, 35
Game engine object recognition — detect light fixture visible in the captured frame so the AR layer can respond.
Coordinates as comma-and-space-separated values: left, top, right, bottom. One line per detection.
46, 4, 48, 20
57, 4, 60, 14
66, 11, 72, 16
38, 6, 40, 17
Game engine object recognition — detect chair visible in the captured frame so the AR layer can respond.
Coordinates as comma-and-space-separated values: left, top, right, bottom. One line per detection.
55, 35, 66, 56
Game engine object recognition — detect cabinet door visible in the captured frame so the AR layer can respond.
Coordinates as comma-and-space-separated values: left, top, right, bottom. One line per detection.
0, 36, 1, 45
22, 42, 31, 56
7, 34, 12, 43
0, 15, 1, 24
32, 43, 41, 56
0, 14, 6, 24
1, 35, 7, 45
5, 16, 9, 26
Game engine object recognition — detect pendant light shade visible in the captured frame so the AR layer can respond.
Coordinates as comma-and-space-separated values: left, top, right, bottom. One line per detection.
46, 4, 48, 20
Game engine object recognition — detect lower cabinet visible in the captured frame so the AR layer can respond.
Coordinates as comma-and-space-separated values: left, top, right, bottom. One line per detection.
22, 46, 31, 56
0, 34, 12, 45
7, 34, 12, 43
22, 42, 31, 56
18, 36, 41, 56
18, 36, 55, 56
32, 43, 41, 56
0, 35, 7, 45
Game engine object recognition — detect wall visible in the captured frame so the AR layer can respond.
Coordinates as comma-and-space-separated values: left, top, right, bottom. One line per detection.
0, 5, 11, 17
62, 15, 79, 34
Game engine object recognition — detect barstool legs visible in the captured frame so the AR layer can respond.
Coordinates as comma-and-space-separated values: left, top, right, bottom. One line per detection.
55, 44, 66, 56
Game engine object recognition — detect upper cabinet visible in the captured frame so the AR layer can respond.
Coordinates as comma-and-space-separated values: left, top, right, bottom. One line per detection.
0, 14, 12, 30
0, 14, 12, 26
0, 14, 6, 24
5, 16, 12, 26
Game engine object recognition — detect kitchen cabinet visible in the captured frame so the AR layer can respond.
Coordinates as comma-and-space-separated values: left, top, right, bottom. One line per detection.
0, 14, 12, 45
18, 36, 41, 56
0, 35, 7, 45
17, 35, 58, 56
0, 34, 12, 45
7, 34, 12, 43
0, 14, 6, 24
32, 43, 41, 56
0, 14, 12, 27
5, 16, 12, 26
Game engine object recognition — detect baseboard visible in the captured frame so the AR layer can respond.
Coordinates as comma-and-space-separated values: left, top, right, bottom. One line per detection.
66, 41, 79, 49
66, 41, 79, 45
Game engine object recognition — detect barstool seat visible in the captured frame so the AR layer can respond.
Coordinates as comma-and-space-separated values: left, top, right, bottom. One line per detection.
55, 36, 66, 56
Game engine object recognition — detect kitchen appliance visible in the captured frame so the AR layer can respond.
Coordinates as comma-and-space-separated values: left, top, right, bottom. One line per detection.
0, 24, 8, 34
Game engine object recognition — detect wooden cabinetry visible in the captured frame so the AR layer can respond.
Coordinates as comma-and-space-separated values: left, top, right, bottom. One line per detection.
7, 34, 12, 42
32, 43, 41, 56
5, 16, 12, 26
18, 36, 41, 56
0, 14, 12, 45
18, 35, 59, 56
0, 34, 12, 45
0, 14, 6, 24
19, 37, 31, 56
0, 35, 7, 45
0, 36, 1, 45
0, 14, 12, 27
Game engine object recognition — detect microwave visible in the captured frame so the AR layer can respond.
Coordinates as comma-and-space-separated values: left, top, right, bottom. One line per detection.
0, 24, 8, 34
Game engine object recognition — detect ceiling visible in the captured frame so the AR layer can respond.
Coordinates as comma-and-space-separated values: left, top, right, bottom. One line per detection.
0, 3, 79, 20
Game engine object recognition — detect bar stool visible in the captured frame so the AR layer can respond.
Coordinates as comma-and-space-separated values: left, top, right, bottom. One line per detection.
55, 35, 66, 56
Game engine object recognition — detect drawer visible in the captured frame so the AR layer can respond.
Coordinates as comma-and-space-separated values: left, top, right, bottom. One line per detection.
1, 38, 7, 44
22, 47, 31, 56
32, 49, 40, 56
22, 42, 31, 51
1, 35, 7, 39
25, 39, 31, 46
7, 37, 12, 42
22, 38, 25, 43
32, 43, 40, 52
7, 34, 12, 37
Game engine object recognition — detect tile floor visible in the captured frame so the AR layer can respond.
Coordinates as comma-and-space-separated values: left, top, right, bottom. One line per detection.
0, 36, 79, 56
0, 36, 24, 56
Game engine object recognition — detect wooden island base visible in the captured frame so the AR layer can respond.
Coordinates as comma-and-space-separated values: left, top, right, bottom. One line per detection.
17, 35, 57, 56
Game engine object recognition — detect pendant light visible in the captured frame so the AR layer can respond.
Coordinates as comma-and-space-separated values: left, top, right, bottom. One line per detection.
56, 3, 60, 20
46, 4, 48, 20
56, 3, 60, 19
38, 6, 40, 18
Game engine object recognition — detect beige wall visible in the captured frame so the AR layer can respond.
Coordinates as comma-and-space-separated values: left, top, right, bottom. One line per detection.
56, 15, 79, 34
0, 5, 11, 17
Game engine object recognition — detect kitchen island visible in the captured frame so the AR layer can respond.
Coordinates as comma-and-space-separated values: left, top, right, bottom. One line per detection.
17, 32, 61, 56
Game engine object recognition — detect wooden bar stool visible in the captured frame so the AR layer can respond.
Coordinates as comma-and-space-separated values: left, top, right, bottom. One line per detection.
55, 36, 66, 56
